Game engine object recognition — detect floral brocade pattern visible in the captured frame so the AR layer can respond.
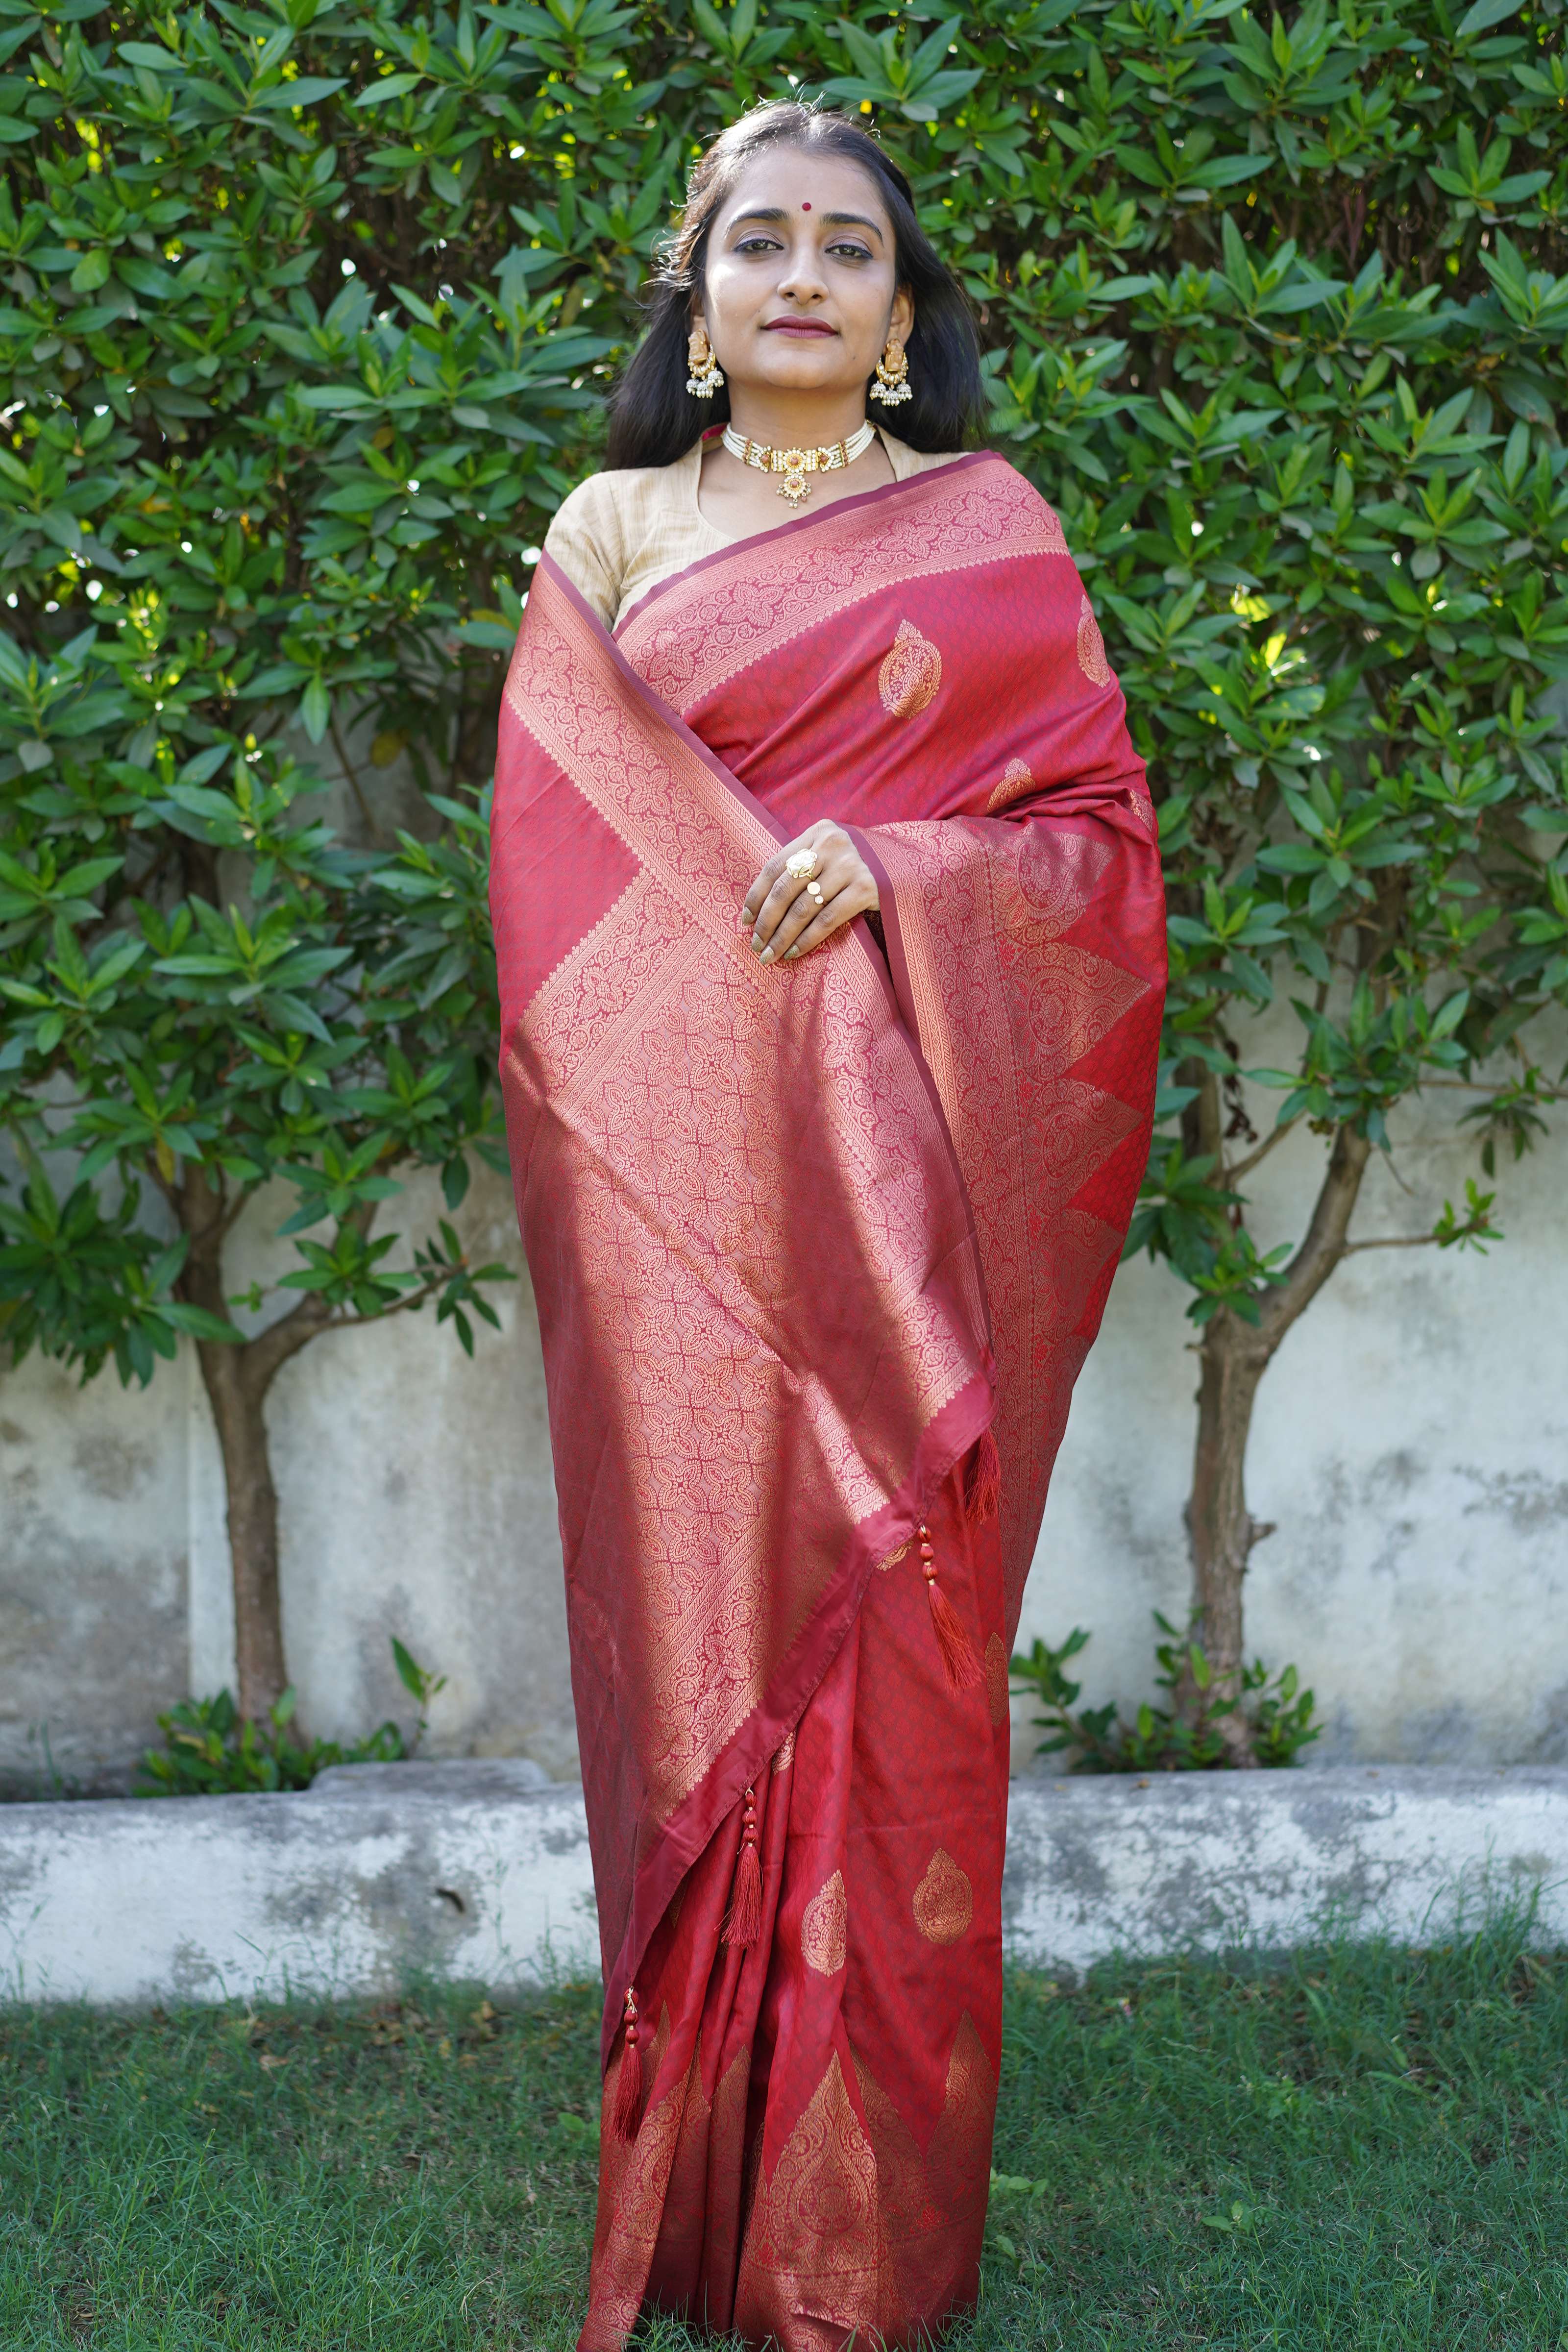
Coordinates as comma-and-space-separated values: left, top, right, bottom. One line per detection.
581, 2011, 679, 2352
491, 458, 1166, 2352
500, 573, 988, 1834
616, 456, 1070, 711
734, 2019, 997, 2350
874, 817, 1155, 1631
741, 2053, 879, 2318
854, 2017, 995, 2328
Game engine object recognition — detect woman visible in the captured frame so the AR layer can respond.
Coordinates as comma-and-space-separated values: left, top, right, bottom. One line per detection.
490, 102, 1165, 2352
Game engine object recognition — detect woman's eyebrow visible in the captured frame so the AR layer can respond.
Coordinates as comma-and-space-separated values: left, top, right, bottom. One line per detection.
725, 205, 885, 243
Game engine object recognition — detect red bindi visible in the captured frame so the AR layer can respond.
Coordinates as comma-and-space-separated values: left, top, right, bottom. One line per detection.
801, 201, 811, 211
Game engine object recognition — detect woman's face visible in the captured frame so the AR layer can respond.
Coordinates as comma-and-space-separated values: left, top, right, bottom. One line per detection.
697, 147, 914, 403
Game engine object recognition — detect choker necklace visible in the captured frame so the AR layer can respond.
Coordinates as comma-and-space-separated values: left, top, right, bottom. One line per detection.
722, 421, 877, 508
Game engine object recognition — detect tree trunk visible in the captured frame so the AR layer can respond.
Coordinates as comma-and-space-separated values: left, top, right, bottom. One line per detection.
1184, 1314, 1272, 1764
196, 1333, 289, 1722
1179, 1123, 1376, 1762
174, 1166, 332, 1723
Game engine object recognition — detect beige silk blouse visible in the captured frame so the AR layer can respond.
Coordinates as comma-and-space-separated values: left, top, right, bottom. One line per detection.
541, 428, 963, 632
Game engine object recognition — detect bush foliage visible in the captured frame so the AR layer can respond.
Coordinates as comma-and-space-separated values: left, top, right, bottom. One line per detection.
0, 0, 1565, 1694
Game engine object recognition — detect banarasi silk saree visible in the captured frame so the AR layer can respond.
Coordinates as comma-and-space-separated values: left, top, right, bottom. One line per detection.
490, 449, 1166, 2352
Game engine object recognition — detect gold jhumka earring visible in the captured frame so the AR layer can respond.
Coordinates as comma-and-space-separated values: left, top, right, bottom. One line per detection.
686, 323, 725, 398
869, 335, 912, 406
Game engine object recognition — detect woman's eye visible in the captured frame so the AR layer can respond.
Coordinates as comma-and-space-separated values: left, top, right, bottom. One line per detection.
827, 243, 873, 263
735, 235, 782, 254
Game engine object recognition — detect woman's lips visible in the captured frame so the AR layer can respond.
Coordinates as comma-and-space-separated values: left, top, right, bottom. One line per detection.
763, 319, 836, 337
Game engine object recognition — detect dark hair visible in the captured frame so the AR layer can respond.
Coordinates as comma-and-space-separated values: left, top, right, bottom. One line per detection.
605, 103, 985, 470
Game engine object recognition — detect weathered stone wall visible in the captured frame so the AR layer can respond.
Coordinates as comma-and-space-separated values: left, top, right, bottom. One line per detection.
3, 1064, 1565, 1795
4, 1762, 1565, 2009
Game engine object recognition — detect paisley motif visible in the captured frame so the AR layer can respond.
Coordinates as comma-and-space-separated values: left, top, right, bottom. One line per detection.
913, 1847, 973, 1946
734, 2050, 881, 2342
878, 618, 943, 718
800, 1867, 848, 1975
1077, 592, 1112, 686
985, 755, 1035, 815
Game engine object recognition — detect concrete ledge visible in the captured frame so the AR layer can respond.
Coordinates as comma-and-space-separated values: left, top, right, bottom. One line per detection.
2, 1763, 1565, 2009
1002, 1764, 1568, 1972
0, 1760, 598, 2008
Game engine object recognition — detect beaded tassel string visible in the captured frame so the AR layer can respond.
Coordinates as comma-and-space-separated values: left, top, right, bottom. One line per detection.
919, 1519, 981, 1691
723, 1782, 762, 1947
610, 1983, 643, 2142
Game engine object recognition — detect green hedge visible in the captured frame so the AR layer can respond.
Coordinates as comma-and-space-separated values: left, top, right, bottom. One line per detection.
2, 0, 1566, 1359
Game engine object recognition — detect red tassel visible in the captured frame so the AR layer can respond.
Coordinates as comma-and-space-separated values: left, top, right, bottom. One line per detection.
610, 1987, 643, 2142
966, 1428, 1002, 1523
722, 1784, 762, 1947
928, 1574, 983, 1690
918, 1521, 982, 1692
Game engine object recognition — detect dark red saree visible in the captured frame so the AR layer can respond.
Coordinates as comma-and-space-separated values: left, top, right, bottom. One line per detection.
490, 451, 1165, 2351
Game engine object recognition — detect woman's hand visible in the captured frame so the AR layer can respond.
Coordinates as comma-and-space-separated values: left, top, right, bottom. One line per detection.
740, 821, 879, 965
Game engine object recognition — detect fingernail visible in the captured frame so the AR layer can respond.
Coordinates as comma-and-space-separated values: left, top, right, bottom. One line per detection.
759, 946, 773, 963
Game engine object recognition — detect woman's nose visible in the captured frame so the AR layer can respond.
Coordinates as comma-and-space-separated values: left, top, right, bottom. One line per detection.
776, 247, 828, 303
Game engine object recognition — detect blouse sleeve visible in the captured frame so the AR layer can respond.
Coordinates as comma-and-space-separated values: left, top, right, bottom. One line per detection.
540, 474, 625, 628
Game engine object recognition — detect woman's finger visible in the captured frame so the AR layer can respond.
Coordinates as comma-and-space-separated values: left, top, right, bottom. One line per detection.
774, 893, 850, 961
751, 872, 804, 953
781, 873, 878, 959
761, 888, 828, 960
740, 851, 788, 929
780, 887, 871, 959
752, 858, 841, 954
742, 823, 843, 932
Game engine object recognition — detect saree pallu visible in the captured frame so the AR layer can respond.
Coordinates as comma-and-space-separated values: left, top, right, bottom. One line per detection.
490, 451, 1166, 2351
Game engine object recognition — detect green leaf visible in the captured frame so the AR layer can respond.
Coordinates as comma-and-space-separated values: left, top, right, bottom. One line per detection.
156, 1303, 244, 1343
352, 71, 424, 105
391, 1637, 427, 1699
299, 676, 332, 743
1455, 0, 1520, 36
69, 248, 111, 294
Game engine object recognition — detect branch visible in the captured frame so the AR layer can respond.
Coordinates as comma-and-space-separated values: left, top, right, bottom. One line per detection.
1226, 1115, 1302, 1185
328, 711, 387, 847
326, 1276, 446, 1332
1254, 1123, 1373, 1355
231, 1201, 382, 1396
236, 1289, 334, 1396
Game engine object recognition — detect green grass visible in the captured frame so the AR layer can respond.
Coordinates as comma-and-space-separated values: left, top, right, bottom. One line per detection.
2, 1921, 1566, 2350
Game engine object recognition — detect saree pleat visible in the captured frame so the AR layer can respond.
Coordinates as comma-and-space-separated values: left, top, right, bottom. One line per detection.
583, 1465, 1003, 2351
490, 452, 1166, 2351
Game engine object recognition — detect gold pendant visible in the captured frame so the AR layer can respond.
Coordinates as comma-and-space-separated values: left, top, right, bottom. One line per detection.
778, 451, 811, 506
